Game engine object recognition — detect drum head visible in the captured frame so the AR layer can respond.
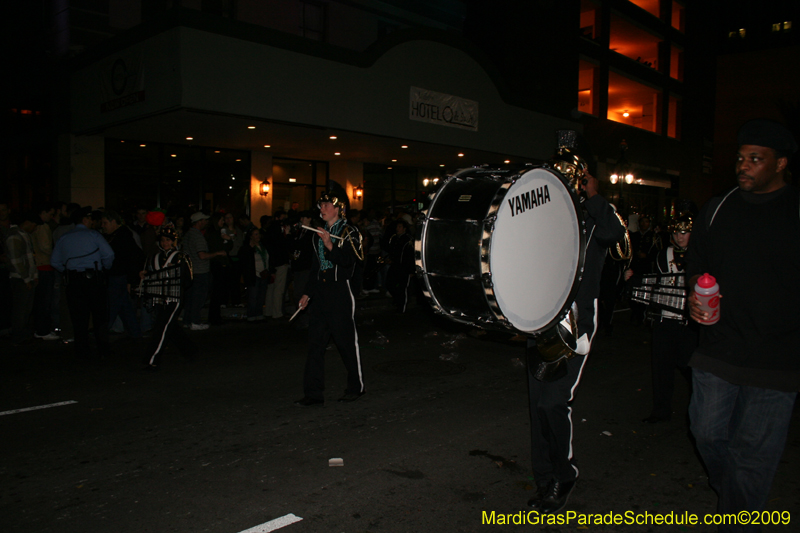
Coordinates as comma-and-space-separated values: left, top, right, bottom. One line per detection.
489, 167, 583, 333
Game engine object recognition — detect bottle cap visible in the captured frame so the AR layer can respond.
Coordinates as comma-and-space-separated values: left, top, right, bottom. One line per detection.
697, 273, 717, 289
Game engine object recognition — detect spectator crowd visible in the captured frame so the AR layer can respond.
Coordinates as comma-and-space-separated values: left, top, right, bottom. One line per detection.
0, 200, 425, 360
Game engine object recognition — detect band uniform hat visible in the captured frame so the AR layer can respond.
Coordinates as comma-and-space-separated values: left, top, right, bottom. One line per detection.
318, 180, 350, 216
737, 119, 798, 154
70, 206, 93, 225
190, 211, 210, 223
668, 212, 693, 234
157, 222, 178, 241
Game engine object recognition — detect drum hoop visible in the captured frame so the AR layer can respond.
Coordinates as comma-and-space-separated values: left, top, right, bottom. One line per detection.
483, 166, 586, 334
416, 166, 586, 334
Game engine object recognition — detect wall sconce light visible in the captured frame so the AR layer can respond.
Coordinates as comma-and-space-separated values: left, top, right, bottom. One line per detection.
353, 184, 364, 201
259, 179, 271, 197
422, 177, 440, 188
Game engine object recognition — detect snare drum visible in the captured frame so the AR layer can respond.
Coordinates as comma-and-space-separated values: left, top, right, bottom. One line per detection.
416, 166, 586, 335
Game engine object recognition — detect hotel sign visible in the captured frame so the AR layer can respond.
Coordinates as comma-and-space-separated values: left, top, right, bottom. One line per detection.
409, 87, 478, 132
100, 55, 146, 113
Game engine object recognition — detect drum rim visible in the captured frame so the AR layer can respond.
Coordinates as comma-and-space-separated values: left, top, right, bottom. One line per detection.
485, 166, 586, 334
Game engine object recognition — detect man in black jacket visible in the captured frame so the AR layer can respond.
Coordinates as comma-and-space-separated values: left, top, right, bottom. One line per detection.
295, 192, 365, 406
687, 119, 799, 531
102, 210, 144, 339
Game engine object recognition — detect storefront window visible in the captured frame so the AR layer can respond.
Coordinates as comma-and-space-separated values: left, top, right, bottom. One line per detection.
105, 139, 250, 217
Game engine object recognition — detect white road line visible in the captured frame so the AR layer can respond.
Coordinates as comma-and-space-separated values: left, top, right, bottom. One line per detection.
0, 401, 79, 417
238, 514, 303, 533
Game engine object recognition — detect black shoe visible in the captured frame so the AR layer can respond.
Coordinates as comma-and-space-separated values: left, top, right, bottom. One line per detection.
538, 479, 576, 514
642, 414, 669, 423
338, 391, 366, 402
527, 483, 550, 509
294, 397, 324, 407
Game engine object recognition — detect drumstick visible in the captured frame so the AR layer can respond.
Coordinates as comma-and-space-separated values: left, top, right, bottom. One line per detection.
289, 299, 309, 322
301, 225, 343, 240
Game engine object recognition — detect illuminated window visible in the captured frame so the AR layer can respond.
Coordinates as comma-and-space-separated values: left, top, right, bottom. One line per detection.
774, 21, 792, 32
580, 0, 599, 40
608, 72, 661, 134
610, 13, 662, 70
668, 95, 681, 139
772, 23, 782, 32
670, 45, 683, 81
785, 21, 793, 31
578, 60, 599, 116
628, 0, 659, 18
671, 1, 685, 32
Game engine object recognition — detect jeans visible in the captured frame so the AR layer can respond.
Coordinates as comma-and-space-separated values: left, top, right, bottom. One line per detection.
246, 278, 268, 318
10, 278, 35, 342
34, 269, 57, 336
183, 272, 209, 325
107, 275, 142, 337
689, 368, 797, 532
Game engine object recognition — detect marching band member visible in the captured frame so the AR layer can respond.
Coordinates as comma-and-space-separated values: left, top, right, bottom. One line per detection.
294, 190, 365, 406
642, 211, 697, 423
140, 223, 196, 371
526, 172, 626, 514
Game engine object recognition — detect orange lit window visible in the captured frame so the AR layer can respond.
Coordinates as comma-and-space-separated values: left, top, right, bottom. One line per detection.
668, 95, 681, 139
671, 1, 685, 32
580, 0, 599, 40
610, 13, 662, 70
629, 0, 659, 18
578, 60, 599, 116
670, 45, 683, 81
607, 72, 661, 134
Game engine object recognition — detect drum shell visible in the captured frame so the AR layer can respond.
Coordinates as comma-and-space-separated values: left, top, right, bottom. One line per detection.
417, 166, 585, 335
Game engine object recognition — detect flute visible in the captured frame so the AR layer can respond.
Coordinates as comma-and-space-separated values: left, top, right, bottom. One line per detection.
301, 225, 344, 240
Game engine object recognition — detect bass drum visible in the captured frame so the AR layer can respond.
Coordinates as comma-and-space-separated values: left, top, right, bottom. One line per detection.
416, 166, 585, 335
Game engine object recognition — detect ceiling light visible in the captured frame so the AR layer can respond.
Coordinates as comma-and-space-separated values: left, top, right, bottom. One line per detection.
236, 159, 242, 162
330, 136, 337, 140
289, 178, 296, 183
171, 154, 177, 158
458, 153, 464, 157
504, 160, 510, 164
334, 152, 341, 156
186, 137, 193, 140
139, 144, 146, 147
214, 150, 220, 153
622, 110, 630, 117
392, 159, 397, 162
440, 164, 445, 167
401, 145, 408, 149
264, 145, 271, 148
247, 126, 256, 129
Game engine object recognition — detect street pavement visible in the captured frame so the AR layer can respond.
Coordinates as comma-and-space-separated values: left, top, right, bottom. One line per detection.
2, 295, 798, 533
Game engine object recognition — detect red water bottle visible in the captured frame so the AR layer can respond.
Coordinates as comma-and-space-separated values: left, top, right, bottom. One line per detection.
694, 273, 720, 325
